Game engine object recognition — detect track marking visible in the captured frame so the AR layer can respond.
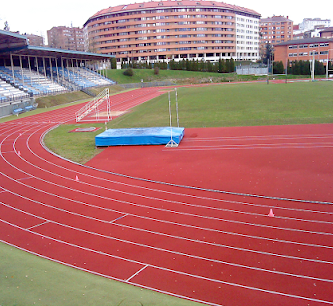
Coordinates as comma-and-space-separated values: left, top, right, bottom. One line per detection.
1, 220, 333, 306
110, 214, 128, 223
27, 221, 49, 230
2, 131, 332, 234
126, 265, 149, 282
1, 204, 332, 283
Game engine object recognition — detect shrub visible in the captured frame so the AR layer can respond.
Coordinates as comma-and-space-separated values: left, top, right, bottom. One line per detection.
123, 68, 134, 76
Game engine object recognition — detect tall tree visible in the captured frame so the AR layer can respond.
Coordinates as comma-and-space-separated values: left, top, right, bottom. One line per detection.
263, 42, 274, 65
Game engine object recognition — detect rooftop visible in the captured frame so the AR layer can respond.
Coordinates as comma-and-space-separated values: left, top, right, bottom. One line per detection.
276, 37, 333, 46
260, 15, 292, 23
0, 30, 114, 60
85, 0, 260, 25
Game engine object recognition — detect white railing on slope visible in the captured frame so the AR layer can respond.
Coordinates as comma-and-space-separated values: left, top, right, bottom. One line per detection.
75, 88, 110, 122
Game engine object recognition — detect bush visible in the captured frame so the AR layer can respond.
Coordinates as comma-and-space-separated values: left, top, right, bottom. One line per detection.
154, 66, 160, 75
123, 68, 134, 76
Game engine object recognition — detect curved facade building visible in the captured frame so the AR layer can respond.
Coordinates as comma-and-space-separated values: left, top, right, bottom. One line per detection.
84, 0, 260, 64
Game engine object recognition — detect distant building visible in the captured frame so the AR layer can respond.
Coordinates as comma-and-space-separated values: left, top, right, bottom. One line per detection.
274, 37, 333, 66
25, 33, 44, 46
299, 18, 331, 32
259, 15, 293, 59
320, 27, 333, 38
47, 26, 85, 51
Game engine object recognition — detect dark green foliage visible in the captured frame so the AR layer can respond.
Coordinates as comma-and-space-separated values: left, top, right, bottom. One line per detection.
121, 58, 235, 74
287, 60, 325, 76
110, 57, 117, 69
123, 68, 134, 76
273, 61, 284, 74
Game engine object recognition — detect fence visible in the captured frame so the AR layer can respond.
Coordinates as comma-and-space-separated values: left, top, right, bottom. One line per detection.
119, 80, 175, 89
236, 66, 268, 75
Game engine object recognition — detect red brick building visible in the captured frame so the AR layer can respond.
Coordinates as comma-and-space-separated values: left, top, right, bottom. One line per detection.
274, 37, 333, 67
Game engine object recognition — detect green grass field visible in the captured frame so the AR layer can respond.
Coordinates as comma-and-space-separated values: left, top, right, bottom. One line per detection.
2, 80, 333, 305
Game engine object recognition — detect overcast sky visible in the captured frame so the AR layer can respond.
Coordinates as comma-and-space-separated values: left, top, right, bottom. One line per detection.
1, 0, 332, 40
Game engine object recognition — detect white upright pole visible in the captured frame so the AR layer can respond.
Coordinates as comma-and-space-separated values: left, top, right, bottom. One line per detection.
166, 91, 178, 147
311, 53, 315, 82
175, 88, 179, 128
168, 91, 173, 140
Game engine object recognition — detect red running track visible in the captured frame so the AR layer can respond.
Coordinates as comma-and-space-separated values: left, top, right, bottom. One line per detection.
0, 87, 333, 306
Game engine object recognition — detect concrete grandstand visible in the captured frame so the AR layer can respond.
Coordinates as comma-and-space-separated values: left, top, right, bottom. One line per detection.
0, 30, 115, 117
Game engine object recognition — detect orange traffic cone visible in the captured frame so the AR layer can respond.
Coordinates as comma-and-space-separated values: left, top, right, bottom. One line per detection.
75, 175, 79, 181
268, 209, 274, 217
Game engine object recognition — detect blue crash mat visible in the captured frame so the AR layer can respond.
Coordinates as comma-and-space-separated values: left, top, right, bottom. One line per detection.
95, 127, 185, 146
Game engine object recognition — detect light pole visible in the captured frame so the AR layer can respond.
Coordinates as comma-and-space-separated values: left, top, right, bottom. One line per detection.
326, 49, 333, 80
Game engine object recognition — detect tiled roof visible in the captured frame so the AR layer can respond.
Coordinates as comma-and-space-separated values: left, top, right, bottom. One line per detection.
89, 0, 260, 20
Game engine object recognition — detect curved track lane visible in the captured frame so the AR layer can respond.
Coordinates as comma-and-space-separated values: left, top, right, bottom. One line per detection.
1, 88, 333, 306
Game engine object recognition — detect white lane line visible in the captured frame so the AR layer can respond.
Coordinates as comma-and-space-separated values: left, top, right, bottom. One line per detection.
1, 220, 332, 306
30, 123, 333, 216
2, 147, 332, 236
0, 204, 332, 284
110, 214, 128, 223
1, 183, 333, 252
27, 220, 49, 230
126, 265, 149, 282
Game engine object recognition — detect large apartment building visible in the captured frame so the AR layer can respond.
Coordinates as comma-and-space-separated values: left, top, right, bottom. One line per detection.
259, 15, 293, 58
84, 0, 261, 64
47, 26, 85, 51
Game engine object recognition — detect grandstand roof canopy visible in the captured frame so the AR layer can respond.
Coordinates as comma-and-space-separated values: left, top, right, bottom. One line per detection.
0, 29, 113, 61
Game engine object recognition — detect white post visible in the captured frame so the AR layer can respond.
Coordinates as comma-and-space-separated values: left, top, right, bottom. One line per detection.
19, 55, 24, 86
10, 53, 15, 85
311, 53, 315, 82
166, 90, 178, 147
27, 55, 33, 86
175, 88, 179, 128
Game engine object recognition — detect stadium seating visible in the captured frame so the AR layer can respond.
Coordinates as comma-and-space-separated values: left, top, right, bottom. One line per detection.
0, 65, 115, 104
0, 78, 28, 103
49, 67, 115, 89
0, 66, 67, 97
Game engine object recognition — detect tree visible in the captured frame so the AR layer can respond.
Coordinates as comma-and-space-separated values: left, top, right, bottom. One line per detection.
315, 60, 325, 75
263, 42, 274, 65
273, 61, 284, 74
110, 57, 117, 69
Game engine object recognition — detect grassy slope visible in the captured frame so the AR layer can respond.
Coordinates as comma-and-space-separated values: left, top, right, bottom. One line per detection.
0, 243, 200, 306
106, 68, 260, 84
105, 68, 314, 85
